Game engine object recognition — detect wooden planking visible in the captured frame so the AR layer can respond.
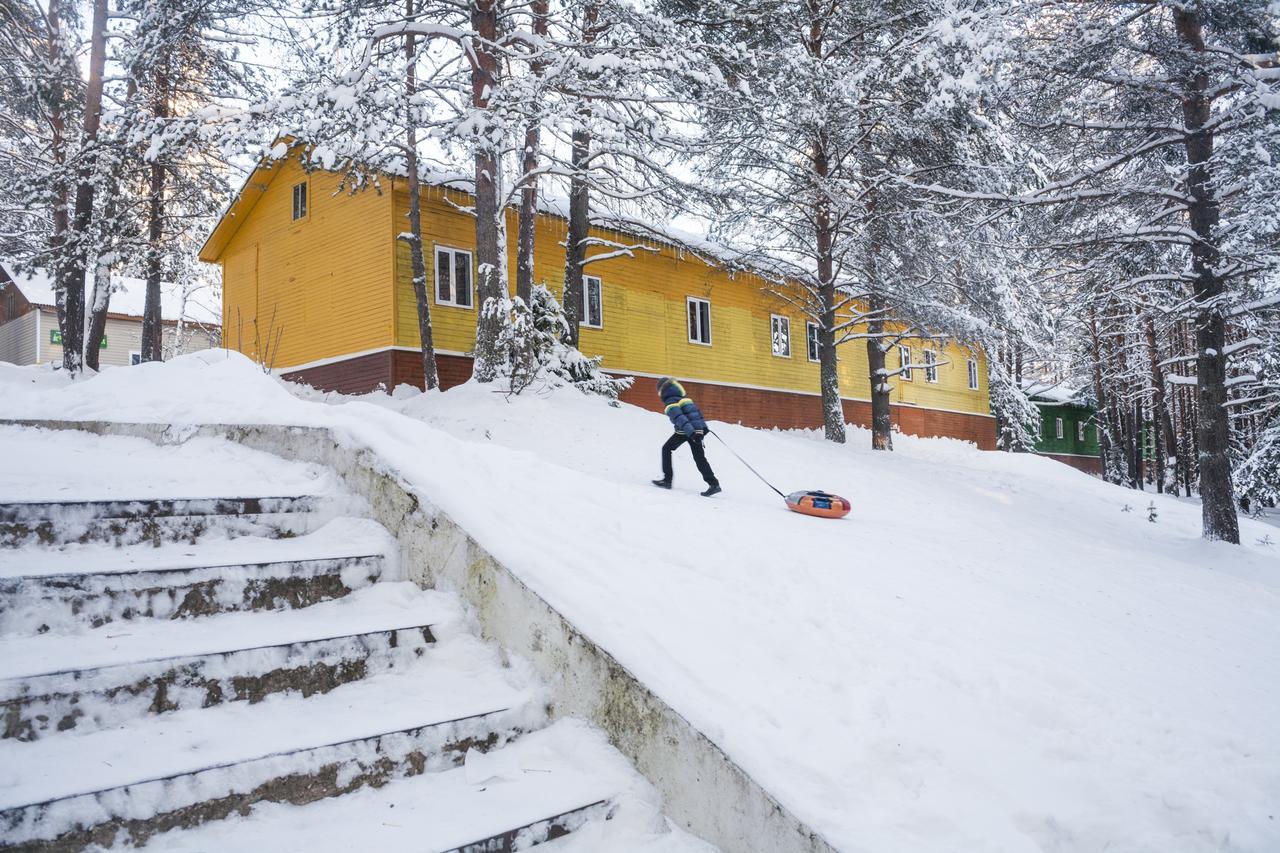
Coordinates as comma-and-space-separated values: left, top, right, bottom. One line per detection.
220, 157, 394, 369
40, 314, 215, 367
0, 310, 37, 365
282, 349, 395, 394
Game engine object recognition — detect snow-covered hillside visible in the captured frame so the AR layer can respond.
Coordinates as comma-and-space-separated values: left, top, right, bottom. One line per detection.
3, 352, 1278, 853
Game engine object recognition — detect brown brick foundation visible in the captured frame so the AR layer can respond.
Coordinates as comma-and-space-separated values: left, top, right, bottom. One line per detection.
281, 349, 997, 449
1038, 452, 1103, 476
616, 376, 996, 450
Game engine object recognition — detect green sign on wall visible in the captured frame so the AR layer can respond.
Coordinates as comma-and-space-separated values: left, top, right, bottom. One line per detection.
50, 329, 107, 348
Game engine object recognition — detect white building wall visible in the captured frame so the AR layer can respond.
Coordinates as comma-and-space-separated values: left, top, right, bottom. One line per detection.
0, 311, 38, 364
38, 309, 218, 367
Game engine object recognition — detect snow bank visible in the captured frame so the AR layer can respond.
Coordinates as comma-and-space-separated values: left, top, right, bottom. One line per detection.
2, 353, 1278, 852
0, 421, 338, 503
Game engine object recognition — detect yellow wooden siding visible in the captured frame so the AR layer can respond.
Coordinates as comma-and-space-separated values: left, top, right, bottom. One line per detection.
390, 182, 988, 415
219, 157, 394, 369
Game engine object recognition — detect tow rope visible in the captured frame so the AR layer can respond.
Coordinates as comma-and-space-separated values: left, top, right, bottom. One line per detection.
708, 430, 786, 498
708, 429, 851, 519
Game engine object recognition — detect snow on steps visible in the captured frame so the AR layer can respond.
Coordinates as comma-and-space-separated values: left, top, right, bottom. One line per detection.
0, 643, 542, 851
0, 587, 445, 741
0, 495, 349, 549
0, 517, 392, 634
0, 439, 662, 853
143, 720, 707, 853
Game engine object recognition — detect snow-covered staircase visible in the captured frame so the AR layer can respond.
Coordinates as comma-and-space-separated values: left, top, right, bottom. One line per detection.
0, 442, 690, 852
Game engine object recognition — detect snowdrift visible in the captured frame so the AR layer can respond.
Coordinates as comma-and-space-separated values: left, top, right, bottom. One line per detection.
2, 351, 1278, 853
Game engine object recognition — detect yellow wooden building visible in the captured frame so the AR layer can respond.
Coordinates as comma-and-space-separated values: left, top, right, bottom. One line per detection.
200, 150, 996, 447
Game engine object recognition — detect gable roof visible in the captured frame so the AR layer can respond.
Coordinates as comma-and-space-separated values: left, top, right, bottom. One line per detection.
198, 142, 291, 264
0, 260, 221, 326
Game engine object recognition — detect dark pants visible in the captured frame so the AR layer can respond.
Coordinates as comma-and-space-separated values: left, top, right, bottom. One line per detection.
662, 432, 718, 486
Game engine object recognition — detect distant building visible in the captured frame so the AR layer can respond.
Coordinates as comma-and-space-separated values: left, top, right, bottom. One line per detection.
0, 261, 220, 367
1026, 382, 1102, 475
199, 148, 998, 447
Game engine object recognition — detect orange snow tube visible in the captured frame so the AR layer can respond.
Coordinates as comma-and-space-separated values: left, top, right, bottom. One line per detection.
785, 490, 851, 519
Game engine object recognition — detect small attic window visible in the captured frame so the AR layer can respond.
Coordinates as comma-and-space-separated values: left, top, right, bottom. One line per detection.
292, 182, 307, 220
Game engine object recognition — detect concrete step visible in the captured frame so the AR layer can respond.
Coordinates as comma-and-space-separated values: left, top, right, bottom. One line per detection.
0, 495, 332, 548
0, 518, 394, 634
0, 583, 455, 740
126, 721, 659, 853
0, 643, 542, 850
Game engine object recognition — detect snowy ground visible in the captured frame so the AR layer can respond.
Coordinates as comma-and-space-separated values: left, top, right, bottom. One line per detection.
2, 351, 1278, 853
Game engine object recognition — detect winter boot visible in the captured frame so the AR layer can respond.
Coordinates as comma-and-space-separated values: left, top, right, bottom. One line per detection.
701, 483, 722, 497
652, 479, 672, 489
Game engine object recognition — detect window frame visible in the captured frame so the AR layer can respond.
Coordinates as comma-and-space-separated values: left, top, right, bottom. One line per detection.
686, 296, 712, 346
899, 345, 913, 382
1056, 417, 1064, 440
129, 351, 142, 366
967, 358, 979, 390
433, 245, 475, 309
924, 349, 939, 383
580, 275, 603, 329
1077, 421, 1087, 442
291, 181, 308, 221
806, 321, 820, 363
770, 314, 791, 358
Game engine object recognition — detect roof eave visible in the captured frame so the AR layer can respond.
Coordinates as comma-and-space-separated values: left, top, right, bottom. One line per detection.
199, 140, 297, 263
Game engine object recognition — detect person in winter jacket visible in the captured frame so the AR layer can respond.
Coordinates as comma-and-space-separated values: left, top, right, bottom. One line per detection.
652, 377, 721, 496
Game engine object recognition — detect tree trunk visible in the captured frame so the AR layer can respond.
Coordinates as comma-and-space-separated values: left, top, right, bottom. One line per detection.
1144, 315, 1178, 493
1088, 308, 1121, 484
515, 0, 549, 308
403, 3, 439, 389
805, 14, 844, 443
141, 73, 169, 363
1174, 8, 1239, 543
469, 0, 503, 383
866, 289, 891, 450
1131, 399, 1144, 490
84, 253, 111, 370
562, 125, 590, 349
47, 0, 69, 363
56, 0, 108, 373
561, 2, 598, 350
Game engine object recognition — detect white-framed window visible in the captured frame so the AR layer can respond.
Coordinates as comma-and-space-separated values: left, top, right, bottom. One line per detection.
967, 358, 979, 390
923, 349, 938, 383
770, 314, 791, 357
899, 345, 913, 381
806, 322, 820, 362
1077, 421, 1086, 442
129, 351, 142, 366
581, 275, 603, 328
291, 182, 307, 220
434, 246, 474, 308
687, 296, 711, 345
1056, 417, 1064, 440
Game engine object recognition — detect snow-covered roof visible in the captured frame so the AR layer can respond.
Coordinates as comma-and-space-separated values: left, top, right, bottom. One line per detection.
200, 141, 755, 277
1023, 379, 1089, 407
0, 260, 220, 326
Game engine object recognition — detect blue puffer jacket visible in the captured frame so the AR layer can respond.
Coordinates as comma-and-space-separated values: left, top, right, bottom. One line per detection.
658, 378, 708, 436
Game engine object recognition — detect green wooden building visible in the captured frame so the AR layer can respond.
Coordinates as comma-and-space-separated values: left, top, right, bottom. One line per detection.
1026, 384, 1102, 475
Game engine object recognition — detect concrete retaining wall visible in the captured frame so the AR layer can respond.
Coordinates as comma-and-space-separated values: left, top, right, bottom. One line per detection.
3, 418, 840, 853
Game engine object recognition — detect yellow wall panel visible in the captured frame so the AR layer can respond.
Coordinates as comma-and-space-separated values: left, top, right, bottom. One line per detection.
219, 157, 394, 369
382, 179, 989, 415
